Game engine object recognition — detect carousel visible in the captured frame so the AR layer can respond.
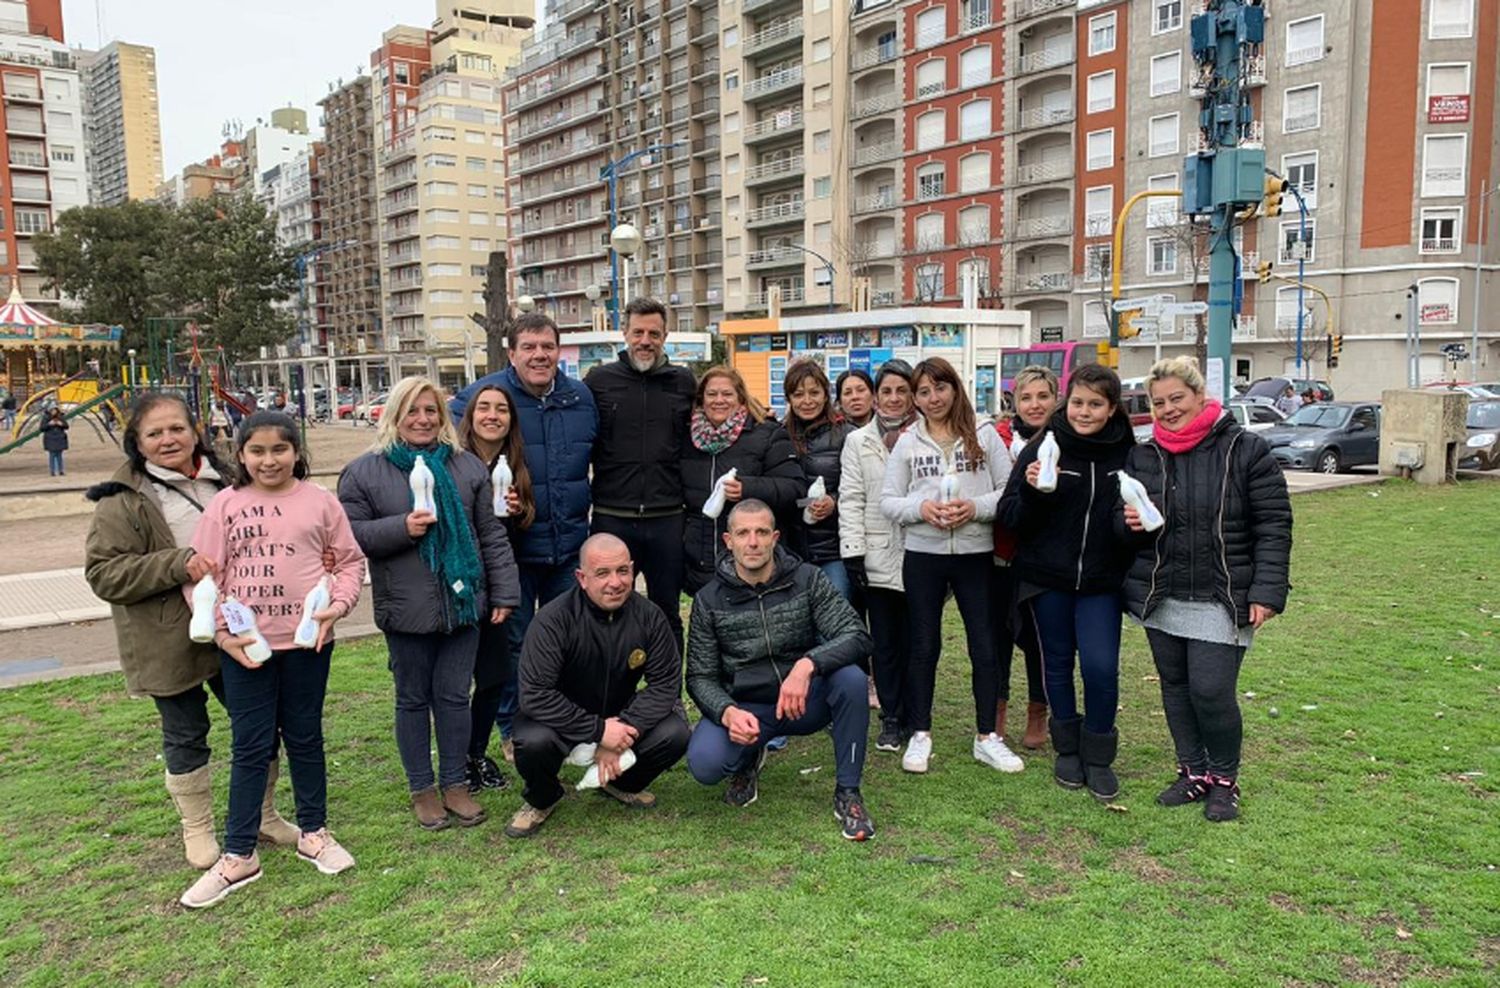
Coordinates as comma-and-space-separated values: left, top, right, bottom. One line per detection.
0, 282, 125, 452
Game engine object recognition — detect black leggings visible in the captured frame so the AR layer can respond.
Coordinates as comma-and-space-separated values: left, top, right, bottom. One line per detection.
991, 563, 1045, 705
469, 618, 511, 760
902, 551, 997, 734
865, 586, 911, 730
1145, 628, 1246, 777
152, 675, 227, 775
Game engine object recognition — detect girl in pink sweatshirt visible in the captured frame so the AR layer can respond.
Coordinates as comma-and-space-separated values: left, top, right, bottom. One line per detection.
179, 411, 366, 909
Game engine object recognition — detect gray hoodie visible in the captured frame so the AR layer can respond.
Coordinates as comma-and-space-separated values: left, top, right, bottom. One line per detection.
879, 417, 1013, 556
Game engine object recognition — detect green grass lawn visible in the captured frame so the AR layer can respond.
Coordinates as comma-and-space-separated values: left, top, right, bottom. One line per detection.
2, 480, 1497, 987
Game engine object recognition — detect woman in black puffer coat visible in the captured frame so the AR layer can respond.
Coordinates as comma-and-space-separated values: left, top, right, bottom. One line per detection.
681, 366, 805, 595
1118, 356, 1291, 824
783, 360, 854, 601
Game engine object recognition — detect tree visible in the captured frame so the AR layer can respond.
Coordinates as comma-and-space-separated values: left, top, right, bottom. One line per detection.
1156, 210, 1212, 368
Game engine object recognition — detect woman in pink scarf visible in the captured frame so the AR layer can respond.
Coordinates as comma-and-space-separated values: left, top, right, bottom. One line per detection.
1118, 357, 1292, 823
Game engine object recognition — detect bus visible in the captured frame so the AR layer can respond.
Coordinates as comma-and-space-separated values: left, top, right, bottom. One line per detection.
999, 342, 1098, 408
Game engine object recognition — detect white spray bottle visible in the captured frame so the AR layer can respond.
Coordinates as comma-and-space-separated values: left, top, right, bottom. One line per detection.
491, 456, 513, 517
1118, 470, 1165, 532
703, 467, 737, 519
410, 454, 437, 516
802, 476, 827, 524
1036, 431, 1060, 492
293, 575, 333, 648
189, 574, 219, 643
219, 598, 273, 664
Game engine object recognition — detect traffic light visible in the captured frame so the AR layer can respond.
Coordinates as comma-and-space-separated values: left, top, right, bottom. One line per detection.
1329, 332, 1344, 368
1256, 260, 1274, 283
1117, 311, 1140, 339
1264, 176, 1289, 217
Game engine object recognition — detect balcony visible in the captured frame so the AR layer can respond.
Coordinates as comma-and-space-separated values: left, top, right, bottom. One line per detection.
744, 66, 804, 102
746, 244, 805, 269
851, 43, 899, 71
1233, 315, 1257, 342
7, 148, 46, 169
1018, 105, 1073, 129
693, 173, 724, 193
745, 155, 804, 185
745, 107, 804, 143
746, 199, 805, 226
691, 96, 720, 118
1243, 54, 1267, 87
743, 0, 794, 14
510, 63, 606, 113
2, 81, 42, 101
1015, 158, 1072, 185
1021, 271, 1072, 293
746, 286, 807, 308
856, 241, 898, 260
517, 99, 607, 140
553, 0, 598, 21
871, 289, 899, 308
10, 181, 48, 203
1241, 119, 1265, 148
852, 141, 900, 167
744, 17, 804, 57
1012, 0, 1071, 18
696, 249, 724, 267
960, 5, 992, 32
853, 91, 900, 118
1239, 250, 1259, 274
1018, 43, 1074, 75
854, 190, 897, 213
1013, 215, 1072, 239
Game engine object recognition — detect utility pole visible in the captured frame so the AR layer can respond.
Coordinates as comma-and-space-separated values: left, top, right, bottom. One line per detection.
1184, 1, 1268, 402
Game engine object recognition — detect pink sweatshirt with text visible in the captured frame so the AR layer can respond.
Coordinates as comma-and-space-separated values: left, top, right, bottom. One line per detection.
189, 481, 366, 651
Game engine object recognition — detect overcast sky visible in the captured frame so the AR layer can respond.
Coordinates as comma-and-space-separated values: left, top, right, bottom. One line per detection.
61, 0, 544, 175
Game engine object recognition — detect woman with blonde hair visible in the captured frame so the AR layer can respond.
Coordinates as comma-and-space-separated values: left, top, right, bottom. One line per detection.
337, 376, 520, 831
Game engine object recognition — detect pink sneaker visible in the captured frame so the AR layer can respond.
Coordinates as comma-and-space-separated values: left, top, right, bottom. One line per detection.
179, 852, 261, 909
296, 828, 355, 875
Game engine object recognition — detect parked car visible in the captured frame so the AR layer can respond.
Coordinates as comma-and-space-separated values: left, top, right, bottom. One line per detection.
1228, 400, 1287, 433
1262, 401, 1382, 473
1462, 400, 1500, 471
1425, 382, 1500, 401
1121, 388, 1155, 442
1244, 376, 1335, 403
1471, 382, 1500, 398
355, 391, 387, 422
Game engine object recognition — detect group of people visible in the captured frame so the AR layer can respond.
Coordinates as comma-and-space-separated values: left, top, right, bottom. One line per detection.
84, 296, 1292, 912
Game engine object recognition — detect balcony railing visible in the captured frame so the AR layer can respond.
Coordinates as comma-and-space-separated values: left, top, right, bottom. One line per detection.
744, 66, 804, 100
1014, 215, 1072, 239
743, 0, 790, 13
871, 290, 899, 308
1285, 45, 1323, 68
746, 244, 805, 267
1421, 237, 1460, 254
1233, 315, 1257, 341
856, 241, 898, 260
745, 107, 804, 141
852, 140, 900, 166
853, 92, 901, 117
854, 190, 897, 212
746, 155, 804, 182
1018, 44, 1074, 74
1013, 0, 1071, 18
1018, 105, 1073, 129
1284, 111, 1318, 133
851, 44, 899, 71
1239, 250, 1259, 274
744, 17, 803, 56
1243, 54, 1267, 86
1015, 158, 1071, 184
746, 286, 807, 308
7, 149, 45, 168
1024, 271, 1072, 292
517, 99, 607, 139
746, 199, 805, 224
960, 5, 992, 32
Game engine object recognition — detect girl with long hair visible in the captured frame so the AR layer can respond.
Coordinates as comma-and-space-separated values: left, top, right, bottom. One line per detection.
783, 360, 855, 599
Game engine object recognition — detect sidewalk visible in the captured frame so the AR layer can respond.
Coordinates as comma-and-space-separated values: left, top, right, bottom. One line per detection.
0, 569, 110, 630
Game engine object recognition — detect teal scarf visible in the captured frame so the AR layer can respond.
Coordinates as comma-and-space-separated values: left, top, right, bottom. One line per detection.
385, 442, 483, 627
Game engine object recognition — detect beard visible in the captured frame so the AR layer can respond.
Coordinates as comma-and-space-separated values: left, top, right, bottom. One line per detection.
628, 350, 659, 373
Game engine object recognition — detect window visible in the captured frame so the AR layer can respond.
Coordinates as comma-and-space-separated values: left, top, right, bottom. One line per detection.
959, 99, 991, 140
1422, 134, 1467, 196
426, 209, 461, 224
1086, 71, 1115, 114
469, 238, 490, 251
1283, 151, 1318, 209
1148, 114, 1179, 157
1427, 62, 1471, 99
466, 157, 486, 171
814, 130, 831, 153
958, 257, 990, 295
1084, 246, 1113, 286
1154, 0, 1183, 34
813, 85, 831, 105
960, 46, 990, 88
1151, 52, 1181, 97
1430, 0, 1474, 39
425, 181, 459, 197
426, 234, 461, 249
959, 152, 990, 193
1417, 277, 1460, 324
915, 262, 944, 298
916, 8, 946, 49
959, 205, 990, 243
1089, 12, 1117, 55
1086, 128, 1114, 170
50, 145, 75, 163
813, 39, 831, 62
467, 184, 488, 197
914, 212, 945, 249
917, 109, 946, 150
725, 72, 739, 91
814, 221, 832, 244
1148, 237, 1177, 276
1279, 219, 1315, 264
724, 25, 739, 47
1420, 207, 1463, 254
1285, 16, 1325, 67
1085, 185, 1114, 236
1283, 84, 1321, 133
1275, 285, 1311, 330
44, 77, 70, 100
813, 176, 832, 199
1146, 173, 1178, 227
916, 162, 946, 200
47, 110, 74, 131
468, 211, 490, 224
915, 59, 945, 99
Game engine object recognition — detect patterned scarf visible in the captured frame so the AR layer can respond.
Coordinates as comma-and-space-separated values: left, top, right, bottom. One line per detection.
383, 442, 483, 627
877, 411, 916, 452
691, 407, 749, 454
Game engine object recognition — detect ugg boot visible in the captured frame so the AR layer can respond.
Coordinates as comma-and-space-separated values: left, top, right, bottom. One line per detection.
164, 765, 220, 868
993, 700, 1008, 738
1080, 727, 1120, 802
1022, 702, 1048, 750
1049, 717, 1085, 790
258, 759, 301, 846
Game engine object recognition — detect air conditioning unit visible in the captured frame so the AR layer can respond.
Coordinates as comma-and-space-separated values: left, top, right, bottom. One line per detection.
669, 292, 680, 304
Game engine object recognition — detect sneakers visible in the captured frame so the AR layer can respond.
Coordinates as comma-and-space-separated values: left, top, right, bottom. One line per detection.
441, 784, 488, 826
598, 784, 656, 809
973, 732, 1026, 773
725, 746, 768, 807
1204, 776, 1240, 822
411, 787, 450, 831
179, 852, 261, 909
503, 799, 557, 839
833, 786, 876, 842
901, 732, 933, 773
874, 720, 904, 753
764, 735, 789, 753
1156, 766, 1211, 807
466, 755, 509, 793
296, 828, 355, 875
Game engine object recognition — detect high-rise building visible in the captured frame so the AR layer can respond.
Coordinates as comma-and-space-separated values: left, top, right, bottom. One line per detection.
315, 74, 382, 359
0, 0, 88, 312
80, 41, 163, 205
156, 138, 244, 204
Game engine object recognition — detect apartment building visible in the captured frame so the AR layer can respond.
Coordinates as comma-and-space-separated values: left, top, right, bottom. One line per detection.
1076, 0, 1499, 396
0, 2, 88, 313
314, 75, 382, 358
79, 40, 162, 206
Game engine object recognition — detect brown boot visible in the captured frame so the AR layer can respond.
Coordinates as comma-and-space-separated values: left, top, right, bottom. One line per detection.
258, 759, 301, 846
442, 784, 488, 826
994, 700, 1009, 739
1023, 702, 1048, 750
411, 787, 450, 830
164, 765, 220, 868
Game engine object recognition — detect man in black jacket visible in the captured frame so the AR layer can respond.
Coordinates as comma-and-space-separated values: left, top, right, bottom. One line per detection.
584, 297, 697, 647
684, 500, 877, 841
504, 534, 690, 838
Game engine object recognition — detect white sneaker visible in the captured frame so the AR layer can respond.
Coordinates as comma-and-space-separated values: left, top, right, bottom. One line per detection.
974, 733, 1025, 773
902, 732, 932, 773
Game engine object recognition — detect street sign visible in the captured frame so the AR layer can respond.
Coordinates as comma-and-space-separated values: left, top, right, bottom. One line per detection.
1160, 301, 1209, 317
1112, 295, 1163, 313
1040, 326, 1064, 342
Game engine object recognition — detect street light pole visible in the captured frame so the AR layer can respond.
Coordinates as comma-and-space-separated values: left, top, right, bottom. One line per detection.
1472, 181, 1490, 382
790, 243, 836, 312
600, 143, 685, 332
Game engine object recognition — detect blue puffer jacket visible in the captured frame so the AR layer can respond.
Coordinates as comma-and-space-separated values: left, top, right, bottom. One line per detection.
452, 365, 598, 566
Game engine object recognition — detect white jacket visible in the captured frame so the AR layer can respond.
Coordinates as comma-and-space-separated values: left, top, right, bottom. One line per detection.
880, 418, 1012, 556
838, 421, 906, 590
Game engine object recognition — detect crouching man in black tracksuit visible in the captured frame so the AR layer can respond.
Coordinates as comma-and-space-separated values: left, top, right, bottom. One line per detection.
504, 534, 690, 838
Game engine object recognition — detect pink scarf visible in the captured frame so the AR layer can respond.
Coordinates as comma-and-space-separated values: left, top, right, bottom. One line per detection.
1153, 400, 1223, 453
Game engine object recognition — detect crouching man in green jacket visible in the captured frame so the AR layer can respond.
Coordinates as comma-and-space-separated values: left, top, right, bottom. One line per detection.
685, 499, 876, 841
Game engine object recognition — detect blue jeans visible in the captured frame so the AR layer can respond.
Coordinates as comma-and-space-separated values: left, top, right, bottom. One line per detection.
1028, 590, 1122, 734
386, 626, 479, 791
219, 644, 332, 856
497, 558, 578, 738
48, 450, 64, 475
818, 559, 852, 601
686, 664, 870, 789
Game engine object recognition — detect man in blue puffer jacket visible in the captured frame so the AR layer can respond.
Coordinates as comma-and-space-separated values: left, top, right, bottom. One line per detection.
451, 312, 598, 749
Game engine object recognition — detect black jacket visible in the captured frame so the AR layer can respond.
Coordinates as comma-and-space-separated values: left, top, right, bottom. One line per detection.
998, 409, 1135, 595
788, 419, 852, 565
686, 546, 871, 724
518, 586, 683, 742
585, 355, 697, 514
1117, 415, 1292, 627
681, 420, 806, 594
42, 418, 69, 451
